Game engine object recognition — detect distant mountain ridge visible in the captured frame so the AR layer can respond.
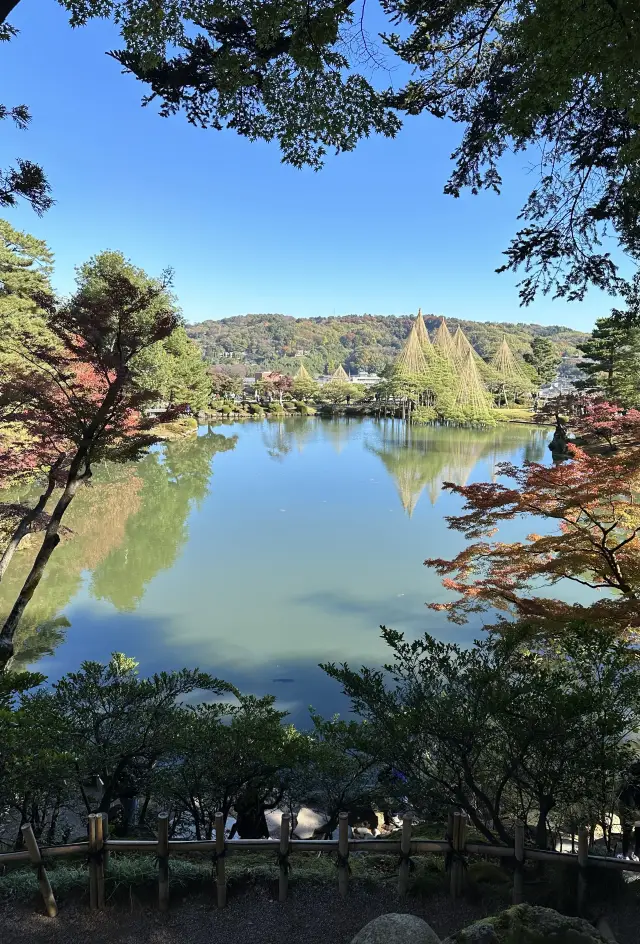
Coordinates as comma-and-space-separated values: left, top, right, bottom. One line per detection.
187, 313, 589, 375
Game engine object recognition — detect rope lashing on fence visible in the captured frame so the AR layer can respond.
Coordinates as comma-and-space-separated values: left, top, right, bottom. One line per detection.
86, 848, 104, 866
450, 848, 468, 869
276, 849, 291, 874
210, 848, 226, 866
397, 851, 415, 872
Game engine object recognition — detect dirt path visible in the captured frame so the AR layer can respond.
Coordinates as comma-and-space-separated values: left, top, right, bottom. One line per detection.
2, 882, 635, 944
1, 884, 501, 944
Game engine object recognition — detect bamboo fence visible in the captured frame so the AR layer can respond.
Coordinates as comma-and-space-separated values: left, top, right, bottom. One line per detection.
2, 810, 639, 916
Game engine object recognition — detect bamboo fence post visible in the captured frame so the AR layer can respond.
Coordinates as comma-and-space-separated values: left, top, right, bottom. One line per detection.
338, 811, 349, 898
88, 814, 98, 910
450, 812, 467, 900
21, 824, 57, 917
158, 813, 170, 912
513, 821, 525, 905
279, 813, 290, 902
215, 812, 227, 908
95, 811, 105, 909
101, 813, 109, 874
577, 827, 588, 914
445, 808, 454, 874
398, 815, 412, 897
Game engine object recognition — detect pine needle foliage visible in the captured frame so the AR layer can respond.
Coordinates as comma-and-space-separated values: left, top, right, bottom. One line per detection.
452, 350, 496, 424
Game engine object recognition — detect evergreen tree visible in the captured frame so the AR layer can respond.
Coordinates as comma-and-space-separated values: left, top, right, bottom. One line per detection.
134, 325, 210, 412
577, 317, 631, 399
524, 337, 561, 386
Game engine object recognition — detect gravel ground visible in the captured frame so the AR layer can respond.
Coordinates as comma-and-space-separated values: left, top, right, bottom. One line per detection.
0, 883, 505, 944
1, 881, 636, 944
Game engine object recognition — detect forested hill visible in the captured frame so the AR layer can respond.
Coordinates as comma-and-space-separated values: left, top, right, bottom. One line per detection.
187, 313, 588, 375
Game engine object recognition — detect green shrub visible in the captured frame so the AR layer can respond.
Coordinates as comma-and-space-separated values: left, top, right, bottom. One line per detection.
411, 406, 437, 424
219, 404, 233, 415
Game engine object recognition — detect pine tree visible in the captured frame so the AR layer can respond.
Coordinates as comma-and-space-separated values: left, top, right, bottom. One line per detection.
414, 309, 432, 351
294, 362, 312, 381
490, 337, 535, 406
524, 337, 561, 385
452, 350, 496, 424
331, 364, 349, 382
577, 316, 634, 399
433, 318, 455, 360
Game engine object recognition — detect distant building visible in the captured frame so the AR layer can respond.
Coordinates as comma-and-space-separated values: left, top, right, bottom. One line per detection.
351, 371, 381, 386
255, 371, 285, 382
539, 379, 577, 399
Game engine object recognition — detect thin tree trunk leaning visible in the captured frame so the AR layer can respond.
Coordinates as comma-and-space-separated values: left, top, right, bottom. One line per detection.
0, 374, 127, 670
0, 456, 65, 583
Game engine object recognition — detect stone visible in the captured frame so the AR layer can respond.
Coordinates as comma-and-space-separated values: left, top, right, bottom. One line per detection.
442, 905, 610, 944
351, 913, 441, 944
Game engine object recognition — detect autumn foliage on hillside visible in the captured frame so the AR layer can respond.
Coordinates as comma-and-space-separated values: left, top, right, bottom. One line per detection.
426, 445, 640, 638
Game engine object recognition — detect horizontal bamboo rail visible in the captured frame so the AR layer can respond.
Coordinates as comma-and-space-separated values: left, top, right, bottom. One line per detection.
5, 812, 640, 917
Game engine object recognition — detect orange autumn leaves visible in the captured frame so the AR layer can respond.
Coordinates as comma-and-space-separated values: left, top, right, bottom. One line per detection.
426, 444, 640, 638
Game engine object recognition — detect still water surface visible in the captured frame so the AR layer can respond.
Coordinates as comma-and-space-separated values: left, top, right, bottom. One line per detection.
1, 418, 551, 723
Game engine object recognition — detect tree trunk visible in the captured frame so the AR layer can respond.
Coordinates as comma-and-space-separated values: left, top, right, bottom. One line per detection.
0, 474, 83, 666
534, 801, 552, 849
0, 456, 65, 583
0, 372, 127, 668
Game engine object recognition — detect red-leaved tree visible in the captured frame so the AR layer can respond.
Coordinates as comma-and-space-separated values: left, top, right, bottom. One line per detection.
0, 251, 180, 667
425, 446, 640, 640
571, 399, 640, 451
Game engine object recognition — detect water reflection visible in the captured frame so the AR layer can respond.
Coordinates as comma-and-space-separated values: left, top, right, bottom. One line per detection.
91, 432, 236, 610
0, 418, 551, 722
0, 430, 236, 666
367, 420, 548, 516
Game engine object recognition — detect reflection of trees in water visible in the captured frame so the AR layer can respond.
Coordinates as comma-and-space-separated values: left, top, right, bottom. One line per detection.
1, 430, 236, 664
261, 417, 318, 460
319, 416, 357, 455
1, 464, 143, 668
90, 431, 236, 611
368, 420, 548, 517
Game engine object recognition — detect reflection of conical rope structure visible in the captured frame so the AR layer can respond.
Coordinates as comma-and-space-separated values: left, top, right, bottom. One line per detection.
414, 309, 432, 351
331, 364, 349, 381
490, 336, 533, 405
294, 362, 312, 381
396, 322, 430, 374
454, 350, 495, 422
367, 422, 508, 515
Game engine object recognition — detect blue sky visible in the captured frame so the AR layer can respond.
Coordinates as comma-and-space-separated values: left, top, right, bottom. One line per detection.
2, 1, 622, 330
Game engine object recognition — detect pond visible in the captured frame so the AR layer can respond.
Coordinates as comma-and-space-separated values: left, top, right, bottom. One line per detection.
1, 418, 551, 724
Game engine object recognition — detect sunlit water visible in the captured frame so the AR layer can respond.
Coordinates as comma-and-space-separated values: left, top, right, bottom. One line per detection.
1, 418, 552, 724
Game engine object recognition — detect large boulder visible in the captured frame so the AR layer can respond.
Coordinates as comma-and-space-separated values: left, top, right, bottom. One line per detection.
351, 913, 441, 944
443, 905, 610, 944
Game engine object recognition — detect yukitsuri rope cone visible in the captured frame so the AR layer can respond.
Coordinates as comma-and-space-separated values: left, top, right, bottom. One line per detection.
491, 335, 533, 404
452, 325, 474, 363
414, 308, 432, 350
433, 317, 456, 360
396, 322, 430, 375
331, 363, 350, 381
294, 362, 312, 380
454, 349, 495, 422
